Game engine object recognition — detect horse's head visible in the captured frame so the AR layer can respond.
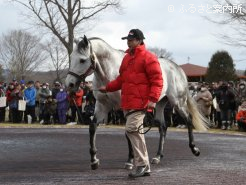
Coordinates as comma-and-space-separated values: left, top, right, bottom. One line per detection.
65, 35, 96, 90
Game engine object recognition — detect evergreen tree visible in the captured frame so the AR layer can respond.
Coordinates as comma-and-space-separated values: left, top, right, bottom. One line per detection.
206, 50, 237, 82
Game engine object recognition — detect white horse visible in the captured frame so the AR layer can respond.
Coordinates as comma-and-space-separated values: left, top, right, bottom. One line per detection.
65, 36, 208, 170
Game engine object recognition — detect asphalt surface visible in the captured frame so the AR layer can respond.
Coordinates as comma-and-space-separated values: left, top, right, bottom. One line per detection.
0, 127, 245, 185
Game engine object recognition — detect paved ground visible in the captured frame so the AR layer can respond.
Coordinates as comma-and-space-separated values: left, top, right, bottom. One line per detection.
0, 126, 245, 185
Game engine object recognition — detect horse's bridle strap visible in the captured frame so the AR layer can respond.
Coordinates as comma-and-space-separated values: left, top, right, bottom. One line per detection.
68, 41, 96, 81
67, 70, 86, 80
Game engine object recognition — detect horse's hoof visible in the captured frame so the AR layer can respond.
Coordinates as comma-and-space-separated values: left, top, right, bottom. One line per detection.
192, 147, 200, 156
124, 162, 133, 170
91, 159, 100, 170
151, 157, 160, 164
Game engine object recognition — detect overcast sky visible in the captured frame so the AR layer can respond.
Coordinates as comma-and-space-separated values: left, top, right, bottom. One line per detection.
0, 0, 245, 70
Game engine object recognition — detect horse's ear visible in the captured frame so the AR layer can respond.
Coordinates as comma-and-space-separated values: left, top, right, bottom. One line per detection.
83, 35, 89, 47
74, 38, 79, 45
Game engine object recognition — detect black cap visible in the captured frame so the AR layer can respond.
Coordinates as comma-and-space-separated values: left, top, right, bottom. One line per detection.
27, 80, 34, 84
121, 29, 145, 40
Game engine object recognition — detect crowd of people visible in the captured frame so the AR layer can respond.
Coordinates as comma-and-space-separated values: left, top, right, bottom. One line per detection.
0, 78, 246, 132
172, 80, 246, 132
0, 79, 96, 125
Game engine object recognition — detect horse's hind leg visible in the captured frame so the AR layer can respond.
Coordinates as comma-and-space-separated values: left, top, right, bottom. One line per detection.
187, 114, 200, 156
89, 117, 99, 170
124, 133, 134, 170
176, 110, 200, 156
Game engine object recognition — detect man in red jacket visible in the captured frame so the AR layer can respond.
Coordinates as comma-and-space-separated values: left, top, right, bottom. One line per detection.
99, 29, 163, 178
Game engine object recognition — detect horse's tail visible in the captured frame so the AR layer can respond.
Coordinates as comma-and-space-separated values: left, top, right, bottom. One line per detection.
187, 95, 209, 132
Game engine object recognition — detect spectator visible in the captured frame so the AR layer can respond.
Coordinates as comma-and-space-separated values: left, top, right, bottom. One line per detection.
24, 81, 36, 123
43, 95, 57, 124
35, 81, 41, 121
0, 83, 6, 122
216, 82, 236, 130
6, 83, 15, 122
238, 82, 246, 104
236, 100, 246, 131
46, 82, 52, 96
208, 82, 218, 126
56, 86, 68, 124
82, 83, 96, 124
52, 81, 61, 99
9, 84, 24, 123
68, 87, 84, 124
228, 81, 238, 126
52, 81, 61, 123
20, 80, 26, 92
39, 83, 50, 123
194, 84, 213, 120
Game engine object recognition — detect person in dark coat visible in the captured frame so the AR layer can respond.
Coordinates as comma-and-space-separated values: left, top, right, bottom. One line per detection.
216, 82, 236, 130
9, 84, 24, 123
43, 96, 57, 124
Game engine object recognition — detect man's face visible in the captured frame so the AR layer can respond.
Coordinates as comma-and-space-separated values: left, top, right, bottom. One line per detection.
127, 38, 141, 49
35, 82, 40, 88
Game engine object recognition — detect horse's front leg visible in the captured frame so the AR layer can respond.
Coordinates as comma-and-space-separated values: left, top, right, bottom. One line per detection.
89, 117, 99, 170
89, 101, 109, 170
151, 121, 167, 164
187, 114, 200, 156
151, 99, 168, 164
124, 133, 134, 170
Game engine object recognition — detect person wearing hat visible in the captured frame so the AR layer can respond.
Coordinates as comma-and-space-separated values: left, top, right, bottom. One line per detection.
24, 81, 37, 123
99, 29, 163, 178
39, 83, 51, 124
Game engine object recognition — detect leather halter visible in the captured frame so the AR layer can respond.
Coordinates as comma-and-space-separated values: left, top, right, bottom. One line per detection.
68, 41, 96, 81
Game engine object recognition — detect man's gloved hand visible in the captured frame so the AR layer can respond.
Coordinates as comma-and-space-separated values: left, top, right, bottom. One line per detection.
98, 86, 107, 93
147, 101, 156, 110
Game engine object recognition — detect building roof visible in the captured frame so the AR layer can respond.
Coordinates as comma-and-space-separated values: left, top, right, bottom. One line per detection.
179, 63, 207, 77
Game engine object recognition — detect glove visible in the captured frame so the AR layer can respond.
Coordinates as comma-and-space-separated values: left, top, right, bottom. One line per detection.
98, 86, 107, 93
147, 101, 156, 110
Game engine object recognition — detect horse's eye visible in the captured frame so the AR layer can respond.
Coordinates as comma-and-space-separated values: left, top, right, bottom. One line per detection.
80, 59, 86, 63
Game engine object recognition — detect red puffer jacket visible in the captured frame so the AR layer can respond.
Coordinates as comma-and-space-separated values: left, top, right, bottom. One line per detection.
68, 89, 84, 107
236, 110, 246, 122
106, 44, 163, 110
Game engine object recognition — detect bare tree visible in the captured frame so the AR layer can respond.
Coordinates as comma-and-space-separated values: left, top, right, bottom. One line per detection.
208, 0, 246, 47
10, 0, 122, 65
0, 29, 47, 80
45, 37, 69, 82
148, 47, 174, 61
0, 64, 5, 82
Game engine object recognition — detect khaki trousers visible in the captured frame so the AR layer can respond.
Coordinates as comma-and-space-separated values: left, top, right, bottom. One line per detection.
124, 110, 150, 167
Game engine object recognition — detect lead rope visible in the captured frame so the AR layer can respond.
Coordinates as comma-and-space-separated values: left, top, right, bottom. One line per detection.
137, 109, 155, 134
93, 89, 155, 133
72, 98, 84, 124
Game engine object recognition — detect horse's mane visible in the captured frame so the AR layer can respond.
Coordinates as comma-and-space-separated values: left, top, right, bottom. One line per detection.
89, 37, 116, 50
